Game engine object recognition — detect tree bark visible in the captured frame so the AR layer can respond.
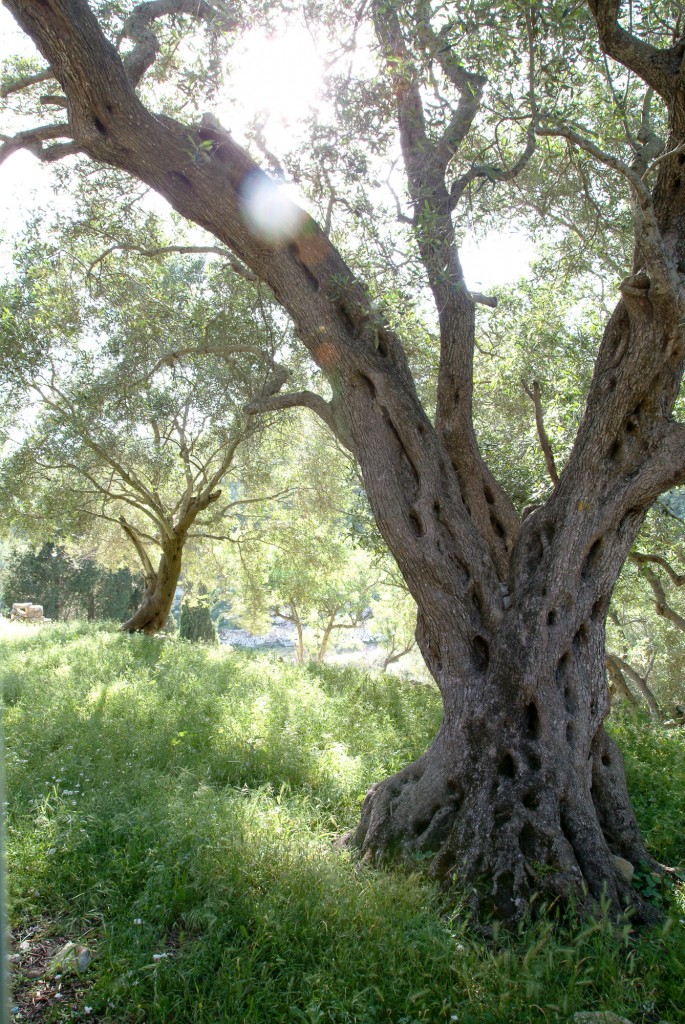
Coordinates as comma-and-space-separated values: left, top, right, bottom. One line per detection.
118, 495, 221, 634
6, 0, 685, 918
290, 603, 305, 665
317, 615, 335, 664
120, 535, 183, 634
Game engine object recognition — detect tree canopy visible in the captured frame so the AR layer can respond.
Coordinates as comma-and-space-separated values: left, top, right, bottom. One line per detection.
0, 220, 291, 630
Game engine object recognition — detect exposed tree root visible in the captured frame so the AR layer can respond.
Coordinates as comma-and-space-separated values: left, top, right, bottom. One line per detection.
351, 723, 661, 925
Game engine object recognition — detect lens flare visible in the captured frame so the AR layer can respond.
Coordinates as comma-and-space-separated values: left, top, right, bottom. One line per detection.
240, 171, 304, 245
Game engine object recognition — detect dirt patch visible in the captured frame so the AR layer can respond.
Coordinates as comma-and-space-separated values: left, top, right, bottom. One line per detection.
8, 922, 97, 1022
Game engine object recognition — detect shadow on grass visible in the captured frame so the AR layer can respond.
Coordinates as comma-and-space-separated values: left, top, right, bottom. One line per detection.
3, 624, 685, 1024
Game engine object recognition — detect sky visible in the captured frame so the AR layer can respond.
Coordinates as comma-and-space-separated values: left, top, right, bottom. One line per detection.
0, 6, 535, 291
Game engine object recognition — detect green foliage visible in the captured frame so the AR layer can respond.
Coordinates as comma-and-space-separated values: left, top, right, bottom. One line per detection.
474, 275, 603, 509
608, 710, 685, 867
1, 542, 142, 621
228, 420, 386, 659
0, 212, 293, 600
179, 601, 216, 643
2, 624, 685, 1024
96, 567, 146, 622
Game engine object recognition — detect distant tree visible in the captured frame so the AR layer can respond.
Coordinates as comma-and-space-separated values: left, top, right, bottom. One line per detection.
0, 239, 289, 633
179, 589, 216, 643
1, 541, 143, 620
371, 582, 419, 673
268, 538, 377, 664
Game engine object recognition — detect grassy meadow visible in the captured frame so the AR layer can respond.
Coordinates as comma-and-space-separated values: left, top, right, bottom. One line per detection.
2, 621, 684, 1023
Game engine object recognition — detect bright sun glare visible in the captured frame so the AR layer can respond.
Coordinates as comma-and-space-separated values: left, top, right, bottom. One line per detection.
218, 25, 325, 157
0, 8, 533, 286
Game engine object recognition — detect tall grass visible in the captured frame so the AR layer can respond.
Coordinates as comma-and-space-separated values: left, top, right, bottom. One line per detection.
2, 622, 684, 1023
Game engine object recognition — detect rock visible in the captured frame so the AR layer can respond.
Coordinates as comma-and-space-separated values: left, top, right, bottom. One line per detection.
46, 941, 92, 978
573, 1014, 634, 1024
612, 855, 635, 883
9, 602, 43, 622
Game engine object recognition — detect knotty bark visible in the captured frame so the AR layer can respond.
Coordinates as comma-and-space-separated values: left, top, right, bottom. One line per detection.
120, 490, 221, 633
6, 0, 685, 917
120, 535, 183, 634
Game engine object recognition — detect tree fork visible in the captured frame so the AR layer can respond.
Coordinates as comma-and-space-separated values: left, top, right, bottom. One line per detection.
6, 0, 685, 918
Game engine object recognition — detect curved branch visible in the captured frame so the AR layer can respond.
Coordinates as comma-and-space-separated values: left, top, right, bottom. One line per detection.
536, 120, 682, 311
1, 67, 54, 97
605, 650, 662, 719
119, 515, 157, 584
631, 554, 685, 633
382, 638, 417, 671
0, 123, 76, 166
631, 551, 685, 587
120, 0, 238, 87
450, 130, 537, 210
87, 242, 258, 285
588, 0, 684, 101
522, 379, 559, 485
245, 390, 354, 451
605, 652, 639, 705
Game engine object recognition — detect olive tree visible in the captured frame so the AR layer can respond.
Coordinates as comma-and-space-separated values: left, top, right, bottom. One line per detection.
4, 0, 685, 917
0, 241, 288, 633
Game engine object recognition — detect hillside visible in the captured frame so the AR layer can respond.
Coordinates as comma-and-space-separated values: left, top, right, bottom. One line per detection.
2, 622, 684, 1023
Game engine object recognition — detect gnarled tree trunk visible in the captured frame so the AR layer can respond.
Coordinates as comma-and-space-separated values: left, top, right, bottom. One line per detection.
118, 495, 221, 635
354, 545, 651, 918
6, 0, 685, 918
120, 535, 183, 634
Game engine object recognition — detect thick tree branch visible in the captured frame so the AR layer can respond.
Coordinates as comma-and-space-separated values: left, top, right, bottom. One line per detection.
449, 132, 537, 210
0, 123, 76, 166
5, 0, 507, 643
372, 0, 519, 573
588, 0, 684, 101
536, 120, 683, 312
605, 652, 639, 705
39, 95, 69, 108
522, 379, 559, 485
631, 554, 685, 634
470, 291, 498, 309
1, 68, 54, 97
637, 420, 685, 502
119, 0, 238, 87
119, 514, 157, 584
68, 463, 170, 535
172, 405, 195, 500
245, 389, 354, 452
604, 650, 662, 719
631, 551, 685, 587
413, 0, 487, 164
